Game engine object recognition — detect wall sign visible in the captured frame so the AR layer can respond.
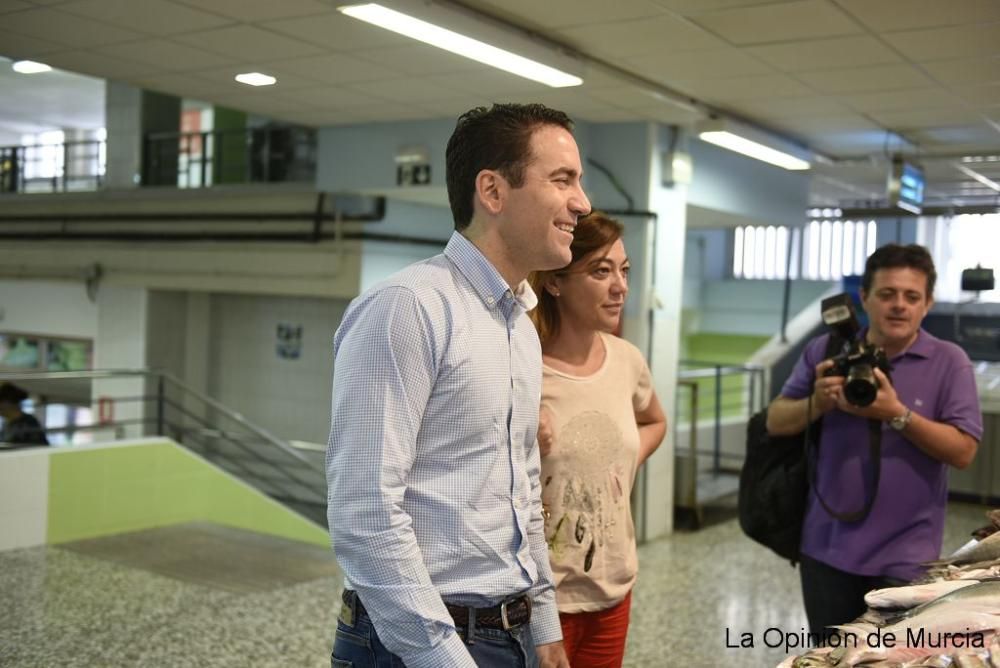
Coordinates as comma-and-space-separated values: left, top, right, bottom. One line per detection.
276, 323, 303, 360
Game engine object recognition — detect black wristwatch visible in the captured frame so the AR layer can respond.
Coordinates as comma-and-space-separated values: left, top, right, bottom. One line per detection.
889, 408, 913, 432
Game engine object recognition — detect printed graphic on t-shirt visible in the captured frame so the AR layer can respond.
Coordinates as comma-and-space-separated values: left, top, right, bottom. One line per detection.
543, 410, 627, 572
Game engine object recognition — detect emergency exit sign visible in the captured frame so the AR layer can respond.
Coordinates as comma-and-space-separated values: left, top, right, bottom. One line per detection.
397, 163, 431, 186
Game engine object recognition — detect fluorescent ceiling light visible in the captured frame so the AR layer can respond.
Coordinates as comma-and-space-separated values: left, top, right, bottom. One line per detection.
699, 130, 810, 171
235, 72, 276, 87
697, 118, 811, 171
955, 163, 1000, 193
12, 60, 52, 74
338, 3, 582, 88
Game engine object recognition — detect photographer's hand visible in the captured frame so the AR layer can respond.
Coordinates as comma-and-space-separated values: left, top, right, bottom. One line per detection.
766, 359, 844, 435
835, 368, 905, 421
839, 369, 977, 468
811, 359, 843, 414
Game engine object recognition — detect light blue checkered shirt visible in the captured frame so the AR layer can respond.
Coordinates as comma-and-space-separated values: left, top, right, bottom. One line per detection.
327, 231, 560, 667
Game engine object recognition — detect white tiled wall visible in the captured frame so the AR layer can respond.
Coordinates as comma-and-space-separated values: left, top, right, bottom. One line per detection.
0, 280, 99, 338
208, 293, 349, 444
94, 285, 148, 439
0, 449, 49, 550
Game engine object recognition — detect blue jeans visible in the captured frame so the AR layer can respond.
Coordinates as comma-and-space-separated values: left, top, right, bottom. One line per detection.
331, 605, 539, 668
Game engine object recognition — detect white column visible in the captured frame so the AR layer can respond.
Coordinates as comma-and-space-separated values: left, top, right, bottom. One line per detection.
104, 81, 143, 190
642, 124, 689, 540
93, 285, 149, 440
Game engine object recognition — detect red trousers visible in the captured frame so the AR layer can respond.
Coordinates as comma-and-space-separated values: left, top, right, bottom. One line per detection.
559, 591, 632, 668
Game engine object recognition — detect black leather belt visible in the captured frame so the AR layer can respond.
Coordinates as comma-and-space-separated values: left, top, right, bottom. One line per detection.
341, 589, 531, 631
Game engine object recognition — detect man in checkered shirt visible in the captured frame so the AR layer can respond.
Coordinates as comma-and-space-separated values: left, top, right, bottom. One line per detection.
327, 103, 591, 668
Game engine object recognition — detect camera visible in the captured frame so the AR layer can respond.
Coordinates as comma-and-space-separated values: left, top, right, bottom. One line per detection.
820, 293, 892, 407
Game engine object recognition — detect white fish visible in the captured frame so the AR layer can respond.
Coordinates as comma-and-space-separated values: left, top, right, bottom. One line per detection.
866, 581, 980, 610
833, 609, 1000, 667
931, 532, 1000, 567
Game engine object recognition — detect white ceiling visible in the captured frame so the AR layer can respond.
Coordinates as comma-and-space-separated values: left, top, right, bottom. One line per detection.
0, 55, 103, 143
0, 0, 998, 209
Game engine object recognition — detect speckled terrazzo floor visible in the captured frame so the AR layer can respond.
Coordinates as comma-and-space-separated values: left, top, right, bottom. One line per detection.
0, 503, 990, 668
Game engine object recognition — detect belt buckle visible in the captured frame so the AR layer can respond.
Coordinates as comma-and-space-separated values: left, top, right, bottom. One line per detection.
499, 599, 512, 630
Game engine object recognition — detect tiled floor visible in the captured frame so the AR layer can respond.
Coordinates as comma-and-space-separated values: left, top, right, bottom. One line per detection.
0, 502, 989, 667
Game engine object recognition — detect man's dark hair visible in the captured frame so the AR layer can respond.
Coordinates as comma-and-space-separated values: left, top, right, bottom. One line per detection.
861, 243, 937, 297
0, 382, 28, 405
446, 103, 574, 231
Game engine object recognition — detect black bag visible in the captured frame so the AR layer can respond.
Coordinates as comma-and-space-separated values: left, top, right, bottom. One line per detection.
738, 335, 882, 564
738, 411, 811, 563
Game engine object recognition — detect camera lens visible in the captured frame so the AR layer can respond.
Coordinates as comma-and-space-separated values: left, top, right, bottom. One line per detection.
844, 364, 878, 406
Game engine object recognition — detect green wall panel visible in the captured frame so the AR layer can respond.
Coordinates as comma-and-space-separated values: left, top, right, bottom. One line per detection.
47, 442, 327, 547
680, 333, 770, 423
213, 106, 248, 184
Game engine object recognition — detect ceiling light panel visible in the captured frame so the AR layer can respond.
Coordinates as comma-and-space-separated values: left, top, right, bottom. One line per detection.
12, 60, 52, 74
697, 118, 812, 171
235, 72, 277, 86
337, 2, 583, 88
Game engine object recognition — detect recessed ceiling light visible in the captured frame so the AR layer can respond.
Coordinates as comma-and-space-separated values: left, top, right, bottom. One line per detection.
12, 60, 52, 74
235, 72, 277, 87
337, 3, 582, 88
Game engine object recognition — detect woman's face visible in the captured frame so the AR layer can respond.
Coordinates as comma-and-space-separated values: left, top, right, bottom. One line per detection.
550, 239, 630, 334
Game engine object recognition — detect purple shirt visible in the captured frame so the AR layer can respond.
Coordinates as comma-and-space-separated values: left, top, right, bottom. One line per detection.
781, 329, 983, 581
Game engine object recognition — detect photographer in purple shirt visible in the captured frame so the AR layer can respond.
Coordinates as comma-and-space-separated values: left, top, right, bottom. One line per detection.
766, 243, 983, 637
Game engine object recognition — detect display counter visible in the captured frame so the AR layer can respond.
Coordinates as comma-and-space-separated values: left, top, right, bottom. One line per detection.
949, 361, 1000, 501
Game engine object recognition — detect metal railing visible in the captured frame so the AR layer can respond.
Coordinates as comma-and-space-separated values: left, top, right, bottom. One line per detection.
0, 126, 316, 195
0, 368, 327, 525
677, 359, 767, 463
0, 140, 105, 194
673, 360, 766, 525
144, 126, 316, 188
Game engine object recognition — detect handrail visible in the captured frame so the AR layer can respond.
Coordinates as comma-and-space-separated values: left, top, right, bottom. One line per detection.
677, 379, 699, 515
0, 140, 104, 194
680, 359, 764, 372
0, 367, 314, 467
158, 371, 314, 467
0, 366, 328, 523
0, 368, 151, 381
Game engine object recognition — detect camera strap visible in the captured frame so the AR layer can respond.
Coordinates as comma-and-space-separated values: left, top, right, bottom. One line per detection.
805, 406, 882, 523
800, 332, 885, 523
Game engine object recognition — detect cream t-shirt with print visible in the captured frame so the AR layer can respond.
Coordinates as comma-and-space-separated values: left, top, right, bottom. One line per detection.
540, 331, 653, 613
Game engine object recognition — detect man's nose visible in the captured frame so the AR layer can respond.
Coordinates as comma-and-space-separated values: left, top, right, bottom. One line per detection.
570, 185, 591, 216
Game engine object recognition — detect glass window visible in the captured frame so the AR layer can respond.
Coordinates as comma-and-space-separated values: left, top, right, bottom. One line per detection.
0, 335, 41, 369
732, 220, 877, 280
46, 340, 93, 371
925, 214, 1000, 303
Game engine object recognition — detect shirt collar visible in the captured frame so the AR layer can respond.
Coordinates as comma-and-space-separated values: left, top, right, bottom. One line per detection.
443, 231, 538, 312
861, 327, 933, 360
900, 328, 933, 359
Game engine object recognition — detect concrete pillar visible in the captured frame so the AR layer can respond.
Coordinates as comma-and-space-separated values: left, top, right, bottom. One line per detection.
104, 82, 143, 190
643, 124, 689, 540
93, 285, 149, 440
583, 122, 688, 542
104, 83, 180, 189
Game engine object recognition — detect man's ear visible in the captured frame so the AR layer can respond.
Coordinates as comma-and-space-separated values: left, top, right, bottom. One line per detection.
475, 169, 505, 216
